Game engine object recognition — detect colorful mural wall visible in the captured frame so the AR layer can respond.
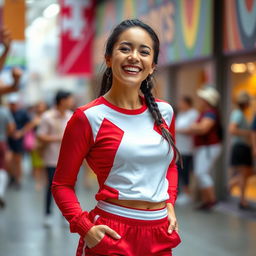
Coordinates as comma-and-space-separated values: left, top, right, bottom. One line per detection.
224, 0, 256, 53
94, 0, 213, 70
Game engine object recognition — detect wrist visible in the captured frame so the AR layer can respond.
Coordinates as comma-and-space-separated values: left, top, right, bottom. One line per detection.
167, 203, 176, 216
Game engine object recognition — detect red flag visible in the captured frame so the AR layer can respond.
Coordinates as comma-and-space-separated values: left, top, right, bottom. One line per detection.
58, 0, 95, 76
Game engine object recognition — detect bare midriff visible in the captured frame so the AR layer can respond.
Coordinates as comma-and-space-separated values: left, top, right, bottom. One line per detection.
105, 198, 166, 210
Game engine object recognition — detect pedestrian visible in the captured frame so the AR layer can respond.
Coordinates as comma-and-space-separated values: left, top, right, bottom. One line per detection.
175, 96, 198, 205
228, 91, 254, 210
37, 91, 73, 227
0, 98, 15, 208
29, 101, 48, 191
7, 93, 33, 189
52, 19, 181, 256
252, 113, 256, 159
189, 86, 222, 210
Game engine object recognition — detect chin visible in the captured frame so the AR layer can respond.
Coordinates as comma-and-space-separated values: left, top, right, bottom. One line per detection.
118, 76, 143, 87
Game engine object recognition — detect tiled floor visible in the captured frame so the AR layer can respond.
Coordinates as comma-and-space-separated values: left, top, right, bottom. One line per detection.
0, 170, 256, 256
232, 175, 256, 202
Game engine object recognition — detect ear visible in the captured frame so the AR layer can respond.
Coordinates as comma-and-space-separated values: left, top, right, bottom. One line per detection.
105, 56, 112, 68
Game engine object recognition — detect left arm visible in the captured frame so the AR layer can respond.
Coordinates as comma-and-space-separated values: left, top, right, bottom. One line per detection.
0, 28, 11, 71
0, 68, 22, 96
190, 117, 215, 135
166, 113, 179, 233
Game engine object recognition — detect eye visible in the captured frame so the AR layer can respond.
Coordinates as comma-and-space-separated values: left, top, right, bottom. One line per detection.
119, 47, 130, 53
140, 50, 150, 56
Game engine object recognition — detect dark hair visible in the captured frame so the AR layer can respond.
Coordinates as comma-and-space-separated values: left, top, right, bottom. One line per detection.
99, 19, 181, 163
237, 102, 250, 110
55, 90, 72, 106
182, 96, 193, 107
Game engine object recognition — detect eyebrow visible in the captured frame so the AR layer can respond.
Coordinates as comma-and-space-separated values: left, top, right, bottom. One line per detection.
119, 41, 152, 51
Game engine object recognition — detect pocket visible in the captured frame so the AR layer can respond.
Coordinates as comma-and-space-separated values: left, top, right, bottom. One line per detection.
85, 214, 113, 254
88, 234, 108, 252
164, 230, 182, 248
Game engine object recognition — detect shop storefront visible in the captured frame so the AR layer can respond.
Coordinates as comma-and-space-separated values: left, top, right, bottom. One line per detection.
93, 0, 256, 202
223, 0, 256, 202
93, 0, 214, 100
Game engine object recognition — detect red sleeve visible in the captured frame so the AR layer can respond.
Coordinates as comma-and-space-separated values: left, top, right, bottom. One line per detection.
165, 114, 178, 206
52, 108, 94, 237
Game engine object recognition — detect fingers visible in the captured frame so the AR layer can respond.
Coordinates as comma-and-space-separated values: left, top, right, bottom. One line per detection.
168, 219, 178, 234
101, 225, 121, 240
12, 67, 23, 77
12, 67, 23, 82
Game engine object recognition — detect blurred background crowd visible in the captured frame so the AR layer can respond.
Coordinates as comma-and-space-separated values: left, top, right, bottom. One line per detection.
0, 0, 256, 256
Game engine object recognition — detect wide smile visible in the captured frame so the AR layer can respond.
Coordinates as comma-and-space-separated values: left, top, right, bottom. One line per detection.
122, 65, 142, 75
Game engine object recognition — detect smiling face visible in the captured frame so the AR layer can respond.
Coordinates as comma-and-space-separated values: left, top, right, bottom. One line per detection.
106, 27, 155, 88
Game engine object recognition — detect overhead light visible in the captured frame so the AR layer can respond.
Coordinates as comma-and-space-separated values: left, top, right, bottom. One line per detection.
26, 0, 34, 4
247, 62, 255, 74
43, 3, 60, 19
231, 63, 247, 73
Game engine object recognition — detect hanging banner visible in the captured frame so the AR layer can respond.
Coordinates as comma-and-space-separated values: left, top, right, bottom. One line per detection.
224, 0, 256, 53
3, 0, 25, 40
58, 0, 95, 76
94, 0, 213, 71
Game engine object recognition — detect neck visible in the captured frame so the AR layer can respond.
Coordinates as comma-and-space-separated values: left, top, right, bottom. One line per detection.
56, 105, 66, 115
104, 82, 143, 110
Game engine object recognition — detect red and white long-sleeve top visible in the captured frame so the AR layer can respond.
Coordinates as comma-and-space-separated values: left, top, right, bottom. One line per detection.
52, 95, 178, 237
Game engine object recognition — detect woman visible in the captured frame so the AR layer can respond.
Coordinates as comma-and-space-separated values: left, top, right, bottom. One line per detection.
228, 91, 254, 210
189, 86, 222, 210
175, 96, 198, 205
252, 114, 256, 159
30, 101, 48, 191
52, 19, 181, 256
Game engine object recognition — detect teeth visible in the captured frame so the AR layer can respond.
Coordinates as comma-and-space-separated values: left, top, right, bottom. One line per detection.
123, 66, 140, 72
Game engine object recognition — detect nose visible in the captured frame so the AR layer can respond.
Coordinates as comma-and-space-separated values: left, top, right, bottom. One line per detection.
128, 50, 139, 62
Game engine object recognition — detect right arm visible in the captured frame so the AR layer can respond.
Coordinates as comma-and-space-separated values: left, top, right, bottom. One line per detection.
52, 109, 95, 236
52, 109, 120, 247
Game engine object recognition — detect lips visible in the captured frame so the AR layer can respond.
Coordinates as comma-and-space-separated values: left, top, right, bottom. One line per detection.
122, 65, 142, 74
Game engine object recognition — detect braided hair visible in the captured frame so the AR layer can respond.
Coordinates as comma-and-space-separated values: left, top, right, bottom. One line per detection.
99, 19, 181, 163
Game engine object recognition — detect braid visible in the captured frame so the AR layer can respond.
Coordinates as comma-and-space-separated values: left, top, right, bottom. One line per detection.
99, 67, 113, 97
140, 77, 182, 165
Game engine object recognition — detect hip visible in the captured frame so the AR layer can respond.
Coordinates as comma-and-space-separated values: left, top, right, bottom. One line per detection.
78, 201, 181, 256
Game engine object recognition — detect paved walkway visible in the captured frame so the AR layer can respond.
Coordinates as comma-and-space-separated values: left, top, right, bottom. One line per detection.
0, 170, 256, 256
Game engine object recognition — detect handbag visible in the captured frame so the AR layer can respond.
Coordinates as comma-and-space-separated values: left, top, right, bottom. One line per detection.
23, 130, 36, 151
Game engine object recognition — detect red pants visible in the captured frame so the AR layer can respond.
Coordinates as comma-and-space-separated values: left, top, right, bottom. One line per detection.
76, 205, 181, 256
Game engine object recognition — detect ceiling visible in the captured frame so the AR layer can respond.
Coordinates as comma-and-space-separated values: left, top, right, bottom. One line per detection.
26, 0, 57, 26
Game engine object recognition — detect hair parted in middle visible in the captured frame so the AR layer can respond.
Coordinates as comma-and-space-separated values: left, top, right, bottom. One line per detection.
99, 19, 181, 163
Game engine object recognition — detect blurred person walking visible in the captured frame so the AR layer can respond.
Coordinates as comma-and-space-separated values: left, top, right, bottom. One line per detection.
52, 19, 181, 256
189, 86, 222, 210
37, 91, 73, 227
29, 101, 48, 191
7, 94, 33, 189
228, 92, 254, 210
252, 114, 256, 159
175, 96, 198, 205
0, 98, 15, 208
